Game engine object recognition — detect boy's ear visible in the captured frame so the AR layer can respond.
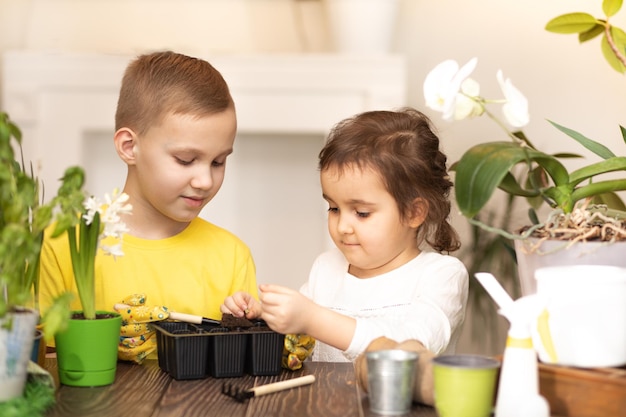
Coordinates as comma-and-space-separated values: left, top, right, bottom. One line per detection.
114, 128, 138, 165
408, 198, 429, 228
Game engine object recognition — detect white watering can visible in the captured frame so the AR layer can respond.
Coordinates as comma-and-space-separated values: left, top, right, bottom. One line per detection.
477, 265, 626, 369
530, 265, 626, 368
475, 273, 549, 417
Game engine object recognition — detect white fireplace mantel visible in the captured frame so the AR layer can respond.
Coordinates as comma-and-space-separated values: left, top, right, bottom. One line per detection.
3, 50, 406, 195
1, 50, 407, 289
3, 51, 406, 130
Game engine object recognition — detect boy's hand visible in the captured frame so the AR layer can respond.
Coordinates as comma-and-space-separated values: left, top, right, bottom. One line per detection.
114, 293, 169, 364
221, 291, 262, 319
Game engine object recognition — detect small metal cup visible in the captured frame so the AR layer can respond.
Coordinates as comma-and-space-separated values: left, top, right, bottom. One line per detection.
366, 349, 419, 415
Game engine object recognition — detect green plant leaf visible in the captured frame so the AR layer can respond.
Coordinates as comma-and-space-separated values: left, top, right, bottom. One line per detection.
546, 13, 599, 34
499, 172, 540, 197
548, 120, 616, 158
7, 120, 21, 144
592, 191, 626, 211
569, 156, 626, 184
41, 292, 74, 343
613, 25, 626, 55
71, 211, 99, 320
525, 166, 551, 210
579, 23, 605, 42
512, 130, 537, 149
528, 208, 540, 225
571, 179, 626, 206
551, 152, 583, 159
621, 125, 626, 144
603, 0, 623, 17
601, 27, 626, 73
455, 142, 568, 217
543, 183, 576, 211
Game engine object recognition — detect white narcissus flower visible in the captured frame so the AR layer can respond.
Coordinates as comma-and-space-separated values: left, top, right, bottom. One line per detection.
101, 190, 131, 254
82, 196, 100, 225
82, 188, 132, 257
423, 57, 481, 121
101, 189, 132, 240
68, 187, 132, 319
497, 70, 529, 128
100, 243, 124, 258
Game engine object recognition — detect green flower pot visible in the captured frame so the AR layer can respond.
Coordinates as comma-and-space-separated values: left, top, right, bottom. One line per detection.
55, 311, 122, 387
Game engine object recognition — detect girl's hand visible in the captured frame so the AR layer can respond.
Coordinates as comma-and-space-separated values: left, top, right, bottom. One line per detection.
258, 284, 315, 334
221, 291, 262, 319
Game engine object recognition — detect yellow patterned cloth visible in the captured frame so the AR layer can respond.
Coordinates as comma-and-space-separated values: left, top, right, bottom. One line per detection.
117, 294, 169, 364
282, 333, 316, 370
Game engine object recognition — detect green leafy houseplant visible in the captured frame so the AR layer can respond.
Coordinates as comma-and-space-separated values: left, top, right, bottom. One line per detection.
0, 112, 85, 322
423, 0, 626, 244
0, 112, 85, 404
423, 0, 626, 245
545, 0, 626, 74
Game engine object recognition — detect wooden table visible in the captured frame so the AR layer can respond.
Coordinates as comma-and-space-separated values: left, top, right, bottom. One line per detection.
44, 358, 437, 417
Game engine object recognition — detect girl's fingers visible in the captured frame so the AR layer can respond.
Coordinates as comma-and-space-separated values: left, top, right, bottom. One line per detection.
259, 284, 291, 294
259, 286, 294, 307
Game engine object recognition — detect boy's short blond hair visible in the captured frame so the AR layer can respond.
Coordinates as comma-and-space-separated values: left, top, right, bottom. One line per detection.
115, 51, 233, 135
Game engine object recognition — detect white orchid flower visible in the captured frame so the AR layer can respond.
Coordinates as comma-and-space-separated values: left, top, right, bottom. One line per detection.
454, 78, 484, 120
424, 57, 480, 121
497, 70, 529, 128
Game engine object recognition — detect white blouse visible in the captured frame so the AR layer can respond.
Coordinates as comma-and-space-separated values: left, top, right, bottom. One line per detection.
301, 248, 469, 362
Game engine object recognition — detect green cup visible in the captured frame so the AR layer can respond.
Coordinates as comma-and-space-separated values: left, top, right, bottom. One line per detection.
432, 354, 500, 417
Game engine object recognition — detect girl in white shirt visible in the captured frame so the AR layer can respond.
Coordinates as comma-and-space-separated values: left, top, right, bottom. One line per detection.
222, 107, 469, 362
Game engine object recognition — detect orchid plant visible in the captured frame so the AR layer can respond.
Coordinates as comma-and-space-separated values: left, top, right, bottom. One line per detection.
424, 57, 626, 243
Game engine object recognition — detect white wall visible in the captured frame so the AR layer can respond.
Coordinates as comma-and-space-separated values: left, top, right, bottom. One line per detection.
2, 0, 623, 224
1, 0, 625, 354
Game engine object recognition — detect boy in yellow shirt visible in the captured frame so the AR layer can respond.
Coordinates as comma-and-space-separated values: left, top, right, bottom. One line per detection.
39, 51, 258, 362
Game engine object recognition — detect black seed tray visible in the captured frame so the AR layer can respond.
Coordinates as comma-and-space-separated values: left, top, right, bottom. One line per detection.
153, 320, 284, 380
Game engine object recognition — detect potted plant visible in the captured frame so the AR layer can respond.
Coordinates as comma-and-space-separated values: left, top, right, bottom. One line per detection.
0, 112, 85, 402
423, 0, 626, 296
545, 0, 626, 73
46, 188, 132, 387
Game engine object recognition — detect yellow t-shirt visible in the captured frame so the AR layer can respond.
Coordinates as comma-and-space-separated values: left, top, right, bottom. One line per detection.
39, 217, 258, 325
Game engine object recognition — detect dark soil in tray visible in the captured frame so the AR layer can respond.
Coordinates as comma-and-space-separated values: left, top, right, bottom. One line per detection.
211, 314, 272, 333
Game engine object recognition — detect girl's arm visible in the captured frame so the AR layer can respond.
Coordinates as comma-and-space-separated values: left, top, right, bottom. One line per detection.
258, 284, 356, 351
346, 261, 468, 359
